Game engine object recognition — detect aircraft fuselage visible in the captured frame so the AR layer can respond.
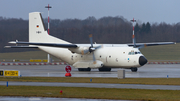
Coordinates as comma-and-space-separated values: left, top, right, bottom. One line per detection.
39, 46, 147, 69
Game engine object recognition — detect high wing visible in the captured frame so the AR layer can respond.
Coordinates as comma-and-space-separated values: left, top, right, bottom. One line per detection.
5, 41, 100, 55
4, 46, 38, 48
128, 42, 176, 48
6, 41, 176, 49
6, 41, 77, 48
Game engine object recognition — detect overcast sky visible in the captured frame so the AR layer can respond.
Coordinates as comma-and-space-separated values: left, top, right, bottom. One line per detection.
0, 0, 180, 24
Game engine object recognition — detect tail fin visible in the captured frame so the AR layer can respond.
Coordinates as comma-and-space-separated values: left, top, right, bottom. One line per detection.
29, 12, 70, 44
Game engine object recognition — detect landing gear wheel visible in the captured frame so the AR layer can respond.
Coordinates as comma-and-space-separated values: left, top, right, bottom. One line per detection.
78, 68, 83, 71
131, 67, 138, 72
98, 68, 111, 71
78, 68, 91, 71
86, 68, 91, 71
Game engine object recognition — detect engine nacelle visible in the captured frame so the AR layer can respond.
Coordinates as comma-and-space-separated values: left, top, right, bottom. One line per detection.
69, 47, 89, 54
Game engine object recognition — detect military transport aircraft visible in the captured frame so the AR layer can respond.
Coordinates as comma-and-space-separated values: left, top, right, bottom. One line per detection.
5, 12, 175, 72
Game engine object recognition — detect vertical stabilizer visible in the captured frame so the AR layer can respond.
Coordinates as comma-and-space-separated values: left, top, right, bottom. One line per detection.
29, 12, 70, 44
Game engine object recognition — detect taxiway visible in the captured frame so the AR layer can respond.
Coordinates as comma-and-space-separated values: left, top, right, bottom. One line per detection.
0, 64, 180, 78
0, 81, 180, 90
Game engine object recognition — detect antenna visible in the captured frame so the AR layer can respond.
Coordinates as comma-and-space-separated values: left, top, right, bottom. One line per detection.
45, 4, 52, 35
131, 18, 136, 48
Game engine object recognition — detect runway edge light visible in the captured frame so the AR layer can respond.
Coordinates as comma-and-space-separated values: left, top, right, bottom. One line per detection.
60, 90, 63, 95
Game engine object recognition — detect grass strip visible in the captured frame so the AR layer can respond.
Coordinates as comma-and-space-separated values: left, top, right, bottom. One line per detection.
0, 86, 180, 101
1, 77, 180, 85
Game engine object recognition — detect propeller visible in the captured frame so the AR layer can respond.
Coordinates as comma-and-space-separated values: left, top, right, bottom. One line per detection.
132, 34, 136, 48
138, 45, 144, 49
89, 34, 96, 64
82, 34, 102, 64
138, 44, 147, 49
131, 18, 145, 49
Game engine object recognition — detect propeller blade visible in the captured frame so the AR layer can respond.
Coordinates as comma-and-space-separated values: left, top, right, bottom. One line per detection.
132, 35, 136, 48
138, 44, 147, 49
95, 45, 103, 49
89, 34, 93, 48
131, 18, 136, 48
92, 52, 96, 64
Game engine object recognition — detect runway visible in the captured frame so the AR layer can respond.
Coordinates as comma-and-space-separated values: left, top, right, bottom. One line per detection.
0, 81, 180, 90
0, 64, 180, 78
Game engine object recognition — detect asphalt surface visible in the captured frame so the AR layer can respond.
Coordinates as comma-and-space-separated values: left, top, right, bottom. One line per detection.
0, 96, 127, 101
0, 81, 180, 90
0, 64, 180, 91
0, 64, 180, 78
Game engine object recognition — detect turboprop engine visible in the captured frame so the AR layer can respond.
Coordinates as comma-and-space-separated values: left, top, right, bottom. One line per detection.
69, 34, 102, 64
69, 47, 90, 55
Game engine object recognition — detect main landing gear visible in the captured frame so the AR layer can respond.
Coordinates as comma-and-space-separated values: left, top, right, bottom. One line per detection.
78, 68, 112, 72
98, 68, 111, 71
78, 68, 91, 71
131, 67, 138, 72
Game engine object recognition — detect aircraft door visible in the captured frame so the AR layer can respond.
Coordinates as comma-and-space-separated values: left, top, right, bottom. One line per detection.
71, 55, 73, 61
99, 55, 106, 63
96, 48, 109, 64
106, 49, 120, 66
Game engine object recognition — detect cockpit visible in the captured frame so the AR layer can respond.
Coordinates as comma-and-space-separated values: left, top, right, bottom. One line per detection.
128, 51, 141, 55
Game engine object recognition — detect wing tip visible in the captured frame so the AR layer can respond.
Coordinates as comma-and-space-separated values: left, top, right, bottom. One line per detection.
9, 41, 16, 44
4, 46, 11, 48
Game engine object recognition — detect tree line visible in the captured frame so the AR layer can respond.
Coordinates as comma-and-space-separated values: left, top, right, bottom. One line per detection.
0, 16, 180, 53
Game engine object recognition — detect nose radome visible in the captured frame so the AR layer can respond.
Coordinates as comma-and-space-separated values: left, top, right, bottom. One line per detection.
139, 56, 148, 66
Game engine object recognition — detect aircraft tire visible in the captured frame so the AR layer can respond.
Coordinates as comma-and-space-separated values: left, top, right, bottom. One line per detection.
78, 68, 91, 71
98, 68, 111, 72
86, 68, 91, 71
131, 67, 138, 72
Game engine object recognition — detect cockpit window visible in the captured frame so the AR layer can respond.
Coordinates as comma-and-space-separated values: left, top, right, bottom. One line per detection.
129, 51, 141, 55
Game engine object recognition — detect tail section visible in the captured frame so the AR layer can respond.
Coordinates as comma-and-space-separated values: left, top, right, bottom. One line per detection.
29, 12, 70, 44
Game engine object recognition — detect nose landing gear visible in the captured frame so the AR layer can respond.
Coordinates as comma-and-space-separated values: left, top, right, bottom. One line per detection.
131, 67, 138, 72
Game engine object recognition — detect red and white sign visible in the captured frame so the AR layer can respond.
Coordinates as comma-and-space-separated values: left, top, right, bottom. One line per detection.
65, 65, 71, 73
